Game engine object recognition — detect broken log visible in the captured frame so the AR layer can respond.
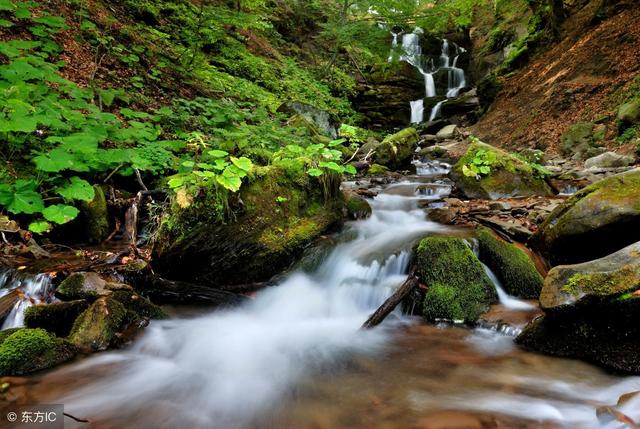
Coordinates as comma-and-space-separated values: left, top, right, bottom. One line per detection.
361, 274, 419, 329
0, 289, 19, 321
139, 275, 250, 307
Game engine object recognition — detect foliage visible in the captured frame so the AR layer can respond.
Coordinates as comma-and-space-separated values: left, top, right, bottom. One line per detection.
461, 145, 498, 178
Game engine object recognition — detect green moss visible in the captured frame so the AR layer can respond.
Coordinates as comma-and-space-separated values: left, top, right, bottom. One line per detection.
367, 164, 389, 176
110, 290, 167, 320
0, 328, 75, 376
79, 185, 109, 244
416, 236, 496, 323
345, 195, 371, 220
374, 127, 419, 169
68, 297, 128, 352
24, 300, 89, 337
561, 266, 640, 297
477, 227, 543, 298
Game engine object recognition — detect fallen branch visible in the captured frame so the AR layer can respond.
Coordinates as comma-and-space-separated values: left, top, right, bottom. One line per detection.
361, 271, 419, 329
139, 275, 250, 307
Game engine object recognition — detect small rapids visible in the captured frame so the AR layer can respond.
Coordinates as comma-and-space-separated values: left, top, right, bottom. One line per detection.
21, 161, 640, 429
0, 269, 54, 329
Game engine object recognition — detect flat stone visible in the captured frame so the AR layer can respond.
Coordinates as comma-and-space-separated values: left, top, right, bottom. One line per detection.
436, 124, 459, 140
584, 152, 635, 169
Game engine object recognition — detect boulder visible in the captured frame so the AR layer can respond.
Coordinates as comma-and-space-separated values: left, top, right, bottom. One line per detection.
416, 236, 497, 323
55, 272, 110, 301
517, 242, 640, 373
373, 127, 419, 170
367, 163, 389, 176
476, 227, 543, 299
110, 290, 167, 320
0, 328, 76, 376
68, 296, 129, 352
449, 141, 554, 200
436, 125, 459, 140
584, 151, 634, 169
344, 194, 372, 220
24, 300, 89, 337
560, 122, 604, 160
153, 166, 344, 286
617, 100, 640, 128
277, 101, 339, 138
531, 168, 640, 265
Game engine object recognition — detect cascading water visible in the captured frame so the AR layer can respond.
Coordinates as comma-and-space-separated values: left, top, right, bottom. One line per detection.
482, 264, 535, 311
390, 30, 467, 123
39, 167, 451, 429
0, 269, 54, 329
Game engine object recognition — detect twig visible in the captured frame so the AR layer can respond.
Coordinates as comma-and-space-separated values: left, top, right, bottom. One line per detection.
63, 412, 90, 423
134, 168, 149, 191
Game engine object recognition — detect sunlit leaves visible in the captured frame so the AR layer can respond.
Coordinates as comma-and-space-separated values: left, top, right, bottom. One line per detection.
0, 180, 45, 215
55, 177, 95, 202
42, 204, 79, 224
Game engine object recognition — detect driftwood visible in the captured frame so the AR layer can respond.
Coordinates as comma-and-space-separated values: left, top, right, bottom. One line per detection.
361, 273, 419, 329
139, 275, 250, 307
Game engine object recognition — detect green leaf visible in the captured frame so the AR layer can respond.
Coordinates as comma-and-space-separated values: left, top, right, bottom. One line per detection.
28, 221, 51, 234
0, 19, 13, 27
319, 161, 343, 172
208, 149, 228, 158
478, 165, 491, 175
307, 168, 324, 177
7, 189, 44, 215
168, 176, 186, 189
344, 164, 357, 175
0, 0, 14, 11
230, 156, 253, 172
55, 177, 95, 202
42, 204, 79, 224
216, 173, 242, 192
328, 138, 346, 147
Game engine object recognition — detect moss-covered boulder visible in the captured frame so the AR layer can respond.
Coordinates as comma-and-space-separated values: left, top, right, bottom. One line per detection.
110, 290, 167, 319
278, 101, 339, 138
55, 272, 110, 301
560, 122, 604, 159
531, 168, 640, 265
68, 297, 129, 352
0, 328, 76, 376
449, 142, 553, 200
367, 163, 389, 176
373, 127, 419, 170
78, 185, 109, 244
416, 236, 497, 323
517, 241, 640, 373
618, 100, 640, 128
476, 227, 543, 298
344, 194, 372, 220
153, 166, 343, 285
24, 300, 89, 337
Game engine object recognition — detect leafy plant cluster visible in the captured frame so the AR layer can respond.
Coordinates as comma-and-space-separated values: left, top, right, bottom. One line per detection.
461, 148, 497, 178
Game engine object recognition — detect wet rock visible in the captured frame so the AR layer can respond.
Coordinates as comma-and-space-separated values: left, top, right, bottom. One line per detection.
110, 290, 167, 320
416, 236, 496, 323
584, 151, 634, 169
449, 141, 554, 200
277, 101, 339, 138
488, 201, 511, 211
68, 296, 129, 352
476, 216, 533, 241
373, 127, 419, 170
418, 119, 451, 135
436, 124, 459, 140
531, 168, 640, 265
23, 300, 89, 337
427, 207, 456, 224
560, 122, 604, 160
0, 328, 75, 376
153, 166, 344, 285
55, 272, 110, 301
440, 94, 480, 118
344, 194, 372, 220
476, 227, 543, 299
517, 241, 640, 374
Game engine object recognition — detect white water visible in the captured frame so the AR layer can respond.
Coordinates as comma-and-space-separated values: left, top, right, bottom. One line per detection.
428, 99, 445, 122
51, 175, 450, 429
482, 264, 535, 310
0, 270, 53, 329
410, 99, 424, 123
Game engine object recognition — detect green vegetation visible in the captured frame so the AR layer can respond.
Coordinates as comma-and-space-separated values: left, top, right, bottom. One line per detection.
476, 227, 543, 298
416, 236, 497, 323
0, 328, 76, 375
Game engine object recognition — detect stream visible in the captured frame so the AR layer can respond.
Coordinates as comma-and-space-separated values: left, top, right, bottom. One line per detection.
15, 162, 640, 429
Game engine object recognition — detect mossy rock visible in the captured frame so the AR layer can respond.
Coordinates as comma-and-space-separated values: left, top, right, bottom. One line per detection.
153, 165, 343, 285
68, 297, 129, 352
373, 127, 419, 170
0, 328, 76, 376
416, 236, 497, 323
344, 194, 372, 220
24, 300, 89, 337
618, 100, 640, 129
110, 290, 167, 319
560, 122, 604, 159
476, 227, 543, 299
449, 142, 553, 200
78, 185, 109, 244
367, 163, 389, 176
55, 272, 110, 301
531, 168, 640, 265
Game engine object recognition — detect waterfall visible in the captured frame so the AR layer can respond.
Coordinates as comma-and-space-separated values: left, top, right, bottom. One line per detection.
410, 99, 424, 124
482, 264, 534, 311
389, 30, 468, 124
0, 269, 54, 329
